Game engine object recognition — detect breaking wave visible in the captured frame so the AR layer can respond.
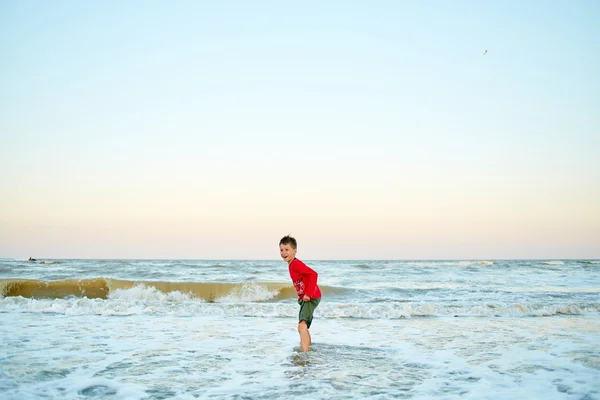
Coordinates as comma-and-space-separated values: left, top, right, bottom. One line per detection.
0, 295, 597, 318
0, 278, 344, 302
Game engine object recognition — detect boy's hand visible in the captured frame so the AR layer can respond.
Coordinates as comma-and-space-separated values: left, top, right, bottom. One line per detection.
303, 295, 311, 302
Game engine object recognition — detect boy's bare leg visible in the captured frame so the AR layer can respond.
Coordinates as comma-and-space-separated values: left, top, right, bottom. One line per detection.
298, 320, 311, 352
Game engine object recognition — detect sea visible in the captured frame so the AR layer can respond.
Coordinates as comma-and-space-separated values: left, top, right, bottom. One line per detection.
1, 258, 599, 400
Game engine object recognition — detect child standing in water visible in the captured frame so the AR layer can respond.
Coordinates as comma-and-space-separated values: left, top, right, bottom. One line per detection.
279, 235, 322, 352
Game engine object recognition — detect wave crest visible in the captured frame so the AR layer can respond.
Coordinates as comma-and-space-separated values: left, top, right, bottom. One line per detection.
1, 296, 597, 318
1, 278, 344, 302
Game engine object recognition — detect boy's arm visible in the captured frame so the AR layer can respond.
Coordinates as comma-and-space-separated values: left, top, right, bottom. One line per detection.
296, 262, 319, 298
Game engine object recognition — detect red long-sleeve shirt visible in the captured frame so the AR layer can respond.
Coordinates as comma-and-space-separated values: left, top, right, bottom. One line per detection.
288, 258, 322, 300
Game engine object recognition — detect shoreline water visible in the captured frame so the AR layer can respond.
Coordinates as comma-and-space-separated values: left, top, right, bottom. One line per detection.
1, 313, 599, 399
1, 258, 599, 399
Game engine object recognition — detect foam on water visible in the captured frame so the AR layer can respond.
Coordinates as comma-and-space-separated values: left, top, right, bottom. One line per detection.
2, 294, 599, 319
109, 284, 195, 302
1, 258, 599, 398
1, 313, 598, 400
216, 283, 281, 302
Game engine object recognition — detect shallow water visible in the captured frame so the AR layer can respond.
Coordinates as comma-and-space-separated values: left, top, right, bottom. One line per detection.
1, 258, 599, 399
1, 314, 599, 399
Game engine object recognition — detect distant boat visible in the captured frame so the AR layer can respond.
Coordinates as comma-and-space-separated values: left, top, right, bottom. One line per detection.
28, 257, 36, 262
483, 49, 488, 55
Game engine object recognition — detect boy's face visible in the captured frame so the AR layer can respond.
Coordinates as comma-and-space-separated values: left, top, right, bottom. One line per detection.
279, 243, 297, 264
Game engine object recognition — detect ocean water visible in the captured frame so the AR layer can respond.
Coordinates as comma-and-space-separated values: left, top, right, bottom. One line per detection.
1, 258, 599, 399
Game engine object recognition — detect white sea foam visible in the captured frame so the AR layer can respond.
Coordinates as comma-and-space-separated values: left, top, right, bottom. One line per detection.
108, 284, 195, 302
2, 296, 598, 318
105, 283, 281, 303
1, 258, 599, 399
216, 283, 280, 302
1, 312, 598, 400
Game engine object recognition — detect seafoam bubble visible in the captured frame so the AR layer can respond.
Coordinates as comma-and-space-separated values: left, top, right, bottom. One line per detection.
541, 261, 565, 265
216, 283, 281, 303
108, 284, 194, 302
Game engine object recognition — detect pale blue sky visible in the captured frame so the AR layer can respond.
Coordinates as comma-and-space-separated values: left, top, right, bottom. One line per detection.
1, 1, 599, 259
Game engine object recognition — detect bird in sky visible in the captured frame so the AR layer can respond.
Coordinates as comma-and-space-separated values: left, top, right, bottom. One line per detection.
483, 49, 488, 55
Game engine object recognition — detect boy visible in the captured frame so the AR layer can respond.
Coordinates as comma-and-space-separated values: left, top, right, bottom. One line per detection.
279, 235, 322, 352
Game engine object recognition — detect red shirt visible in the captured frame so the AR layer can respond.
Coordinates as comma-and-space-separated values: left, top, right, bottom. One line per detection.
288, 258, 322, 299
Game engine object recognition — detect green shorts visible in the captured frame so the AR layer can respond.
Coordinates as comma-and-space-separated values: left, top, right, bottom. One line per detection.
298, 297, 321, 329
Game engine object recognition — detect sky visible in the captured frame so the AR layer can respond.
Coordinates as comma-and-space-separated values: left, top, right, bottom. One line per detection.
1, 0, 599, 260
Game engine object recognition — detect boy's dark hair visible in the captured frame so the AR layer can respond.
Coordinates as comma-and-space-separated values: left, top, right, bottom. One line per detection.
279, 235, 297, 249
